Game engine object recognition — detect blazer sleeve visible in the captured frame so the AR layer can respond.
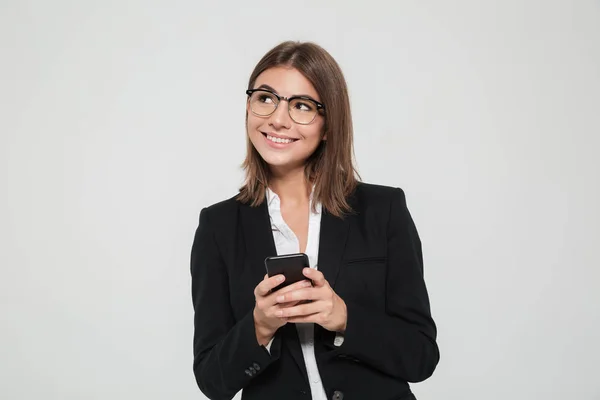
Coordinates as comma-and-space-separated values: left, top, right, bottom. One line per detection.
191, 207, 281, 399
333, 188, 440, 382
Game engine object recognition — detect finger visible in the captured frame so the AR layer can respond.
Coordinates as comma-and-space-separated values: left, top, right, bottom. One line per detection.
273, 279, 313, 296
285, 314, 320, 324
255, 274, 285, 297
267, 280, 312, 307
275, 287, 319, 304
276, 300, 322, 318
279, 300, 301, 309
302, 267, 327, 287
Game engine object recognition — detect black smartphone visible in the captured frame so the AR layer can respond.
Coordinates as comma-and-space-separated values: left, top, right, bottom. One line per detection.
264, 253, 310, 292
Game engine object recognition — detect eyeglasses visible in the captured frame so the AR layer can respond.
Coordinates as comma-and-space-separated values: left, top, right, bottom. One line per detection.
246, 88, 325, 125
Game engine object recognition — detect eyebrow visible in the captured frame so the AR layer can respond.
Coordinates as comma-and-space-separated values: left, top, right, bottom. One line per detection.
256, 84, 319, 102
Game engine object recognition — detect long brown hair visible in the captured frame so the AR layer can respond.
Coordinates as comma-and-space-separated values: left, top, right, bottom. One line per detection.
237, 41, 360, 217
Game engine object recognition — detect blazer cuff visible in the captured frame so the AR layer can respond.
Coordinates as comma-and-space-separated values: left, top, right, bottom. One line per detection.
326, 300, 387, 361
220, 310, 281, 385
332, 300, 389, 359
327, 300, 438, 382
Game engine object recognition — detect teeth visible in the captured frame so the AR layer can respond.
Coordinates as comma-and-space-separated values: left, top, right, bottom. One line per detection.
267, 135, 294, 144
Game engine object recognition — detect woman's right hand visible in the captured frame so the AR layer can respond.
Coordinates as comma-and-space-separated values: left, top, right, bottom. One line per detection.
253, 274, 312, 346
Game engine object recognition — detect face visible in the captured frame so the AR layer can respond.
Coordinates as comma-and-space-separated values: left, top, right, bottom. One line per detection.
246, 66, 325, 175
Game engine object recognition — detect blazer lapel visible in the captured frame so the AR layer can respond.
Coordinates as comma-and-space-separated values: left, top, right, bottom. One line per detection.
239, 199, 309, 382
239, 200, 276, 273
313, 203, 352, 349
317, 208, 351, 289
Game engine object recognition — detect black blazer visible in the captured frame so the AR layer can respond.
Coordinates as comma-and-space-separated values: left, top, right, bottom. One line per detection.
190, 183, 439, 400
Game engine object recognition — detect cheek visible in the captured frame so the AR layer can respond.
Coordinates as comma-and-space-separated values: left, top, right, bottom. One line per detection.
299, 125, 324, 145
246, 115, 261, 136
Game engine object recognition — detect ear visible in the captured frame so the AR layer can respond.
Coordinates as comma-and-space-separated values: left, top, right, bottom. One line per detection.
322, 132, 327, 141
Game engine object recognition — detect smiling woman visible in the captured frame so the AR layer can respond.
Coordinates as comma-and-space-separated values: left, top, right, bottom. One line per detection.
245, 67, 328, 187
190, 41, 439, 400
238, 43, 358, 218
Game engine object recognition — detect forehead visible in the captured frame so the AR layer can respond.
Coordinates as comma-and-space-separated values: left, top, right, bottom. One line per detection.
253, 67, 320, 101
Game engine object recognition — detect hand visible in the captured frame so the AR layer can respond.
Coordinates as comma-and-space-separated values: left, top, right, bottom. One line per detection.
273, 268, 348, 333
253, 274, 313, 345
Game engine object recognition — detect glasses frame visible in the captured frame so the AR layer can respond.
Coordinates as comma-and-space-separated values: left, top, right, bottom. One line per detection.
246, 88, 325, 125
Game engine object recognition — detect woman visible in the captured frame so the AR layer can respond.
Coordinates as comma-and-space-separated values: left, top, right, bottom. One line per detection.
191, 41, 439, 400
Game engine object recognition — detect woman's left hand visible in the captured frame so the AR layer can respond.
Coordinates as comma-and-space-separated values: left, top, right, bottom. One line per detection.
274, 267, 347, 333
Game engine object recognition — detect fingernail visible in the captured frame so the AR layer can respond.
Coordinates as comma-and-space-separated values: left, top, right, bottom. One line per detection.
276, 295, 284, 303
303, 281, 312, 287
276, 310, 283, 317
278, 276, 285, 283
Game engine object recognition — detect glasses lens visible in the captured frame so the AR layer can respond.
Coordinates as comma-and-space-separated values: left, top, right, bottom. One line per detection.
289, 98, 318, 124
250, 91, 278, 116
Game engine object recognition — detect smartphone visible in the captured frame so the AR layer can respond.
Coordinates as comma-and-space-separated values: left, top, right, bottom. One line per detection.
264, 253, 310, 292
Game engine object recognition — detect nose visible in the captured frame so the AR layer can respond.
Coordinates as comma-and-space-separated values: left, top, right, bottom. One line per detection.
268, 101, 292, 130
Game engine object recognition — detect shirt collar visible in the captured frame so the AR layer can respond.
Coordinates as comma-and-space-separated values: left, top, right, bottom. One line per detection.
266, 187, 279, 208
265, 185, 321, 214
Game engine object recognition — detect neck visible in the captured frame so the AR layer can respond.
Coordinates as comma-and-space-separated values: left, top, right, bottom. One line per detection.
269, 167, 311, 206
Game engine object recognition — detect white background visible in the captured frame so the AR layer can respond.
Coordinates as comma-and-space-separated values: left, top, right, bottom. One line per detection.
1, 1, 599, 399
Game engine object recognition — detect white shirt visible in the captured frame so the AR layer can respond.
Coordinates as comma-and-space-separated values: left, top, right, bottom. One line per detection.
265, 187, 328, 400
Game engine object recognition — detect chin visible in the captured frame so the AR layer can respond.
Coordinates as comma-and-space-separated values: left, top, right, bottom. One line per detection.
253, 149, 300, 171
259, 153, 297, 168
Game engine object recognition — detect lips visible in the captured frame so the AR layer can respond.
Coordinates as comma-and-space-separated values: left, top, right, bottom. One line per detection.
262, 132, 299, 144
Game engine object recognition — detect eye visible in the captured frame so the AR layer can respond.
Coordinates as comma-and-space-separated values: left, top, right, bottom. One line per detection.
257, 94, 275, 104
293, 100, 315, 112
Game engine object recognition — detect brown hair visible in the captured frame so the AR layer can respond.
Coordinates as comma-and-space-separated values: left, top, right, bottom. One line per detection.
237, 41, 360, 217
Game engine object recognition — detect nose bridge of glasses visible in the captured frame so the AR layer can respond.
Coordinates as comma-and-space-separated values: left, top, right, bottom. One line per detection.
271, 94, 293, 110
269, 95, 293, 124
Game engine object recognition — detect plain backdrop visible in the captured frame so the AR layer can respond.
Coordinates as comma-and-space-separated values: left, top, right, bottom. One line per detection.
1, 1, 599, 399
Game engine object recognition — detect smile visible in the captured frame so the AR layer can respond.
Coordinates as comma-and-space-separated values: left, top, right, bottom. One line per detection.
262, 133, 298, 145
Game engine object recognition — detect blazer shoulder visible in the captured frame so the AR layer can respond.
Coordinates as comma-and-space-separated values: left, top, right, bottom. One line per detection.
354, 182, 406, 206
200, 193, 241, 220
